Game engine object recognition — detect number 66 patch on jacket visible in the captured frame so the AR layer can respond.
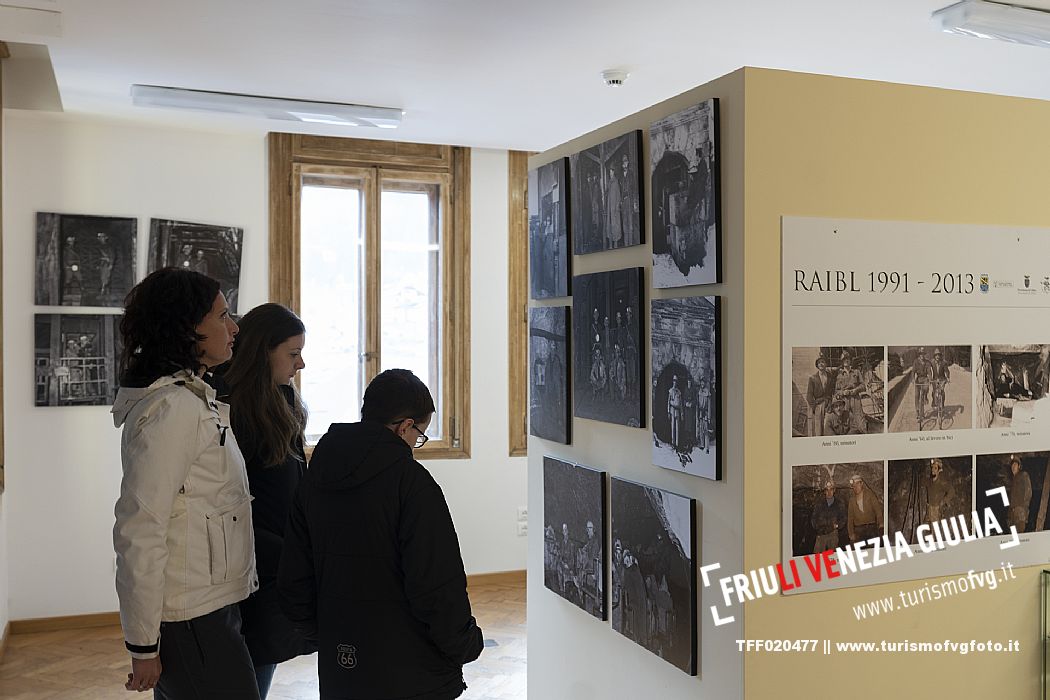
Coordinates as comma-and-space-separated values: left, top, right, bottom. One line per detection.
337, 644, 357, 669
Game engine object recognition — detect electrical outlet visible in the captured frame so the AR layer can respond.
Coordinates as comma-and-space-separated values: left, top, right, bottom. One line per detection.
517, 506, 528, 521
517, 522, 528, 537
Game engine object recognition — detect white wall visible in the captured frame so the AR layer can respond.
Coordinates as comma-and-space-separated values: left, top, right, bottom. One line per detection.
425, 149, 529, 575
526, 71, 745, 699
1, 112, 525, 620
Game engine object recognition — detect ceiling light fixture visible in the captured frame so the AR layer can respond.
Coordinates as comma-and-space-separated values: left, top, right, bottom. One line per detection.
932, 0, 1050, 48
130, 85, 403, 128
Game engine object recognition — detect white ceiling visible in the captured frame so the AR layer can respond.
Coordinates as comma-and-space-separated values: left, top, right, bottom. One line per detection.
5, 0, 1050, 151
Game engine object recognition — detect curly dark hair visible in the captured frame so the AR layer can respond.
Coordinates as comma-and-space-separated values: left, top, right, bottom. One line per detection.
361, 369, 436, 424
223, 303, 307, 468
119, 268, 221, 387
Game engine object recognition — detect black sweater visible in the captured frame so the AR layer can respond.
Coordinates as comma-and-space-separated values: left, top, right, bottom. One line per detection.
278, 422, 483, 700
233, 384, 315, 666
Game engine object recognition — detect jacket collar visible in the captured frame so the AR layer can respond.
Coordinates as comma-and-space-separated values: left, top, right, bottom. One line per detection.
111, 369, 216, 427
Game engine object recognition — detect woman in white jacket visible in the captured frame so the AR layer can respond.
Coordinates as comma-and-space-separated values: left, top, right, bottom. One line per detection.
112, 268, 260, 698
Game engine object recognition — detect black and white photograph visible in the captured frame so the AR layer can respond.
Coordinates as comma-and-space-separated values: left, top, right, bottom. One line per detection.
975, 344, 1050, 429
35, 314, 122, 407
976, 451, 1050, 534
650, 98, 720, 288
791, 461, 884, 556
148, 218, 245, 313
651, 296, 720, 480
887, 456, 972, 545
572, 267, 644, 427
570, 130, 643, 255
610, 477, 696, 675
35, 213, 137, 307
543, 457, 606, 620
886, 345, 971, 433
530, 307, 570, 444
528, 159, 570, 299
789, 346, 885, 438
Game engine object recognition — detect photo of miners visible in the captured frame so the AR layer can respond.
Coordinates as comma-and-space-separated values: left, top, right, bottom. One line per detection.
976, 452, 1050, 534
975, 345, 1050, 429
651, 296, 720, 480
791, 461, 884, 556
570, 130, 643, 255
887, 456, 973, 544
886, 345, 971, 433
530, 307, 570, 444
790, 346, 885, 437
147, 218, 245, 313
35, 212, 137, 307
528, 159, 570, 300
650, 98, 720, 288
35, 314, 122, 407
610, 477, 696, 675
543, 457, 605, 620
572, 267, 644, 427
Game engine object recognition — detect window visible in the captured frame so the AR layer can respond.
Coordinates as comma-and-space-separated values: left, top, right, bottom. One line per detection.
508, 151, 529, 457
269, 134, 470, 458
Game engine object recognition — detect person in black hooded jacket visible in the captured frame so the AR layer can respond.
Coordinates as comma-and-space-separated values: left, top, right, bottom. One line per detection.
278, 368, 483, 700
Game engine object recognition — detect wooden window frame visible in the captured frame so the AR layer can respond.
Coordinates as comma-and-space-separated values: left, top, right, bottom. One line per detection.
269, 133, 471, 460
508, 151, 528, 457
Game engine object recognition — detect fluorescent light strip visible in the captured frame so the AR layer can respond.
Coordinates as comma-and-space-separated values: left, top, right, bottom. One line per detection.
130, 85, 403, 128
933, 0, 1050, 47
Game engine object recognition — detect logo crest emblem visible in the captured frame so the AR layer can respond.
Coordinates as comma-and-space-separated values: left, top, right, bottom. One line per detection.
337, 644, 357, 670
979, 274, 989, 293
1025, 275, 1031, 289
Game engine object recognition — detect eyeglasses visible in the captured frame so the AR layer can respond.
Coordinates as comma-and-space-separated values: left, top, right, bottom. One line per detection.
389, 419, 429, 448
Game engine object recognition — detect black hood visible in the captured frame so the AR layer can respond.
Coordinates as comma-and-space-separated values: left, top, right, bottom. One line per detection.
309, 421, 411, 491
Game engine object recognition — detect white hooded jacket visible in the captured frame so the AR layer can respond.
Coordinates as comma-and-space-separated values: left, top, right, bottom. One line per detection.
112, 370, 258, 659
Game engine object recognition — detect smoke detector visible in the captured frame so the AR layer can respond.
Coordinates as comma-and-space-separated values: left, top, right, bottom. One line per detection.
601, 69, 629, 87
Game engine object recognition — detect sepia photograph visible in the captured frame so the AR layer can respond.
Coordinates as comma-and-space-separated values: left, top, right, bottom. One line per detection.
791, 461, 884, 556
610, 477, 696, 675
650, 98, 720, 288
543, 457, 606, 620
572, 268, 644, 428
35, 314, 122, 407
570, 130, 643, 255
887, 456, 972, 544
651, 296, 720, 480
790, 346, 885, 438
530, 307, 570, 444
148, 218, 245, 313
886, 345, 971, 433
975, 344, 1050, 429
35, 212, 137, 307
528, 159, 570, 300
976, 451, 1050, 534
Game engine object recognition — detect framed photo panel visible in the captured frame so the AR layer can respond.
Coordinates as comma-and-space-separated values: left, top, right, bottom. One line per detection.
530, 306, 571, 444
650, 98, 720, 288
570, 130, 643, 254
651, 296, 721, 479
148, 218, 245, 313
35, 314, 122, 407
528, 159, 570, 299
543, 457, 606, 620
610, 477, 697, 675
572, 267, 644, 427
35, 213, 137, 307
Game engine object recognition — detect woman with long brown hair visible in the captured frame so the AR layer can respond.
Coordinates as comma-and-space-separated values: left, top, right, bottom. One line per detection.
220, 303, 314, 698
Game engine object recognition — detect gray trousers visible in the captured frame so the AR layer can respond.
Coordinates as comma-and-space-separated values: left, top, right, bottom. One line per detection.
155, 603, 260, 700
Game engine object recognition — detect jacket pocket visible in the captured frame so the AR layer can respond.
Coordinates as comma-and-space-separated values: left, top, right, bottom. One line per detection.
205, 497, 253, 585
